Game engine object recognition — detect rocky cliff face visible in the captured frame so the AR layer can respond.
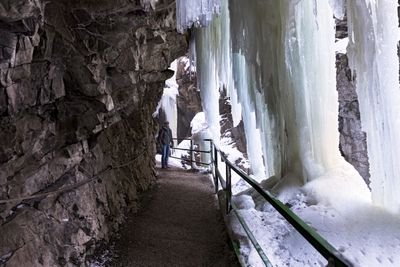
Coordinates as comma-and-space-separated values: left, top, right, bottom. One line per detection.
335, 16, 370, 185
0, 1, 187, 266
176, 57, 202, 139
337, 53, 370, 185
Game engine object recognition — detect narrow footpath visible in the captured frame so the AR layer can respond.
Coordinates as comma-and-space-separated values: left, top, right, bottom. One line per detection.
111, 165, 239, 267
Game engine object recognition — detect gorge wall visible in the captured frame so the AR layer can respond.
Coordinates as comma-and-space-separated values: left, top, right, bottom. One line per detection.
0, 0, 186, 266
335, 16, 370, 185
176, 58, 202, 140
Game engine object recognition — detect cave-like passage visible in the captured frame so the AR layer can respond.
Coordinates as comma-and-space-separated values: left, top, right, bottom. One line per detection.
109, 164, 239, 267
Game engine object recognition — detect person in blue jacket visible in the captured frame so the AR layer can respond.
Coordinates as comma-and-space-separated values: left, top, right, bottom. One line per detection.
157, 121, 174, 168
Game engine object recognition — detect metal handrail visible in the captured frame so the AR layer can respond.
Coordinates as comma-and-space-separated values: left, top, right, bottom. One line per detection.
169, 155, 211, 166
172, 147, 212, 154
210, 143, 352, 267
171, 138, 213, 169
231, 201, 273, 267
169, 137, 350, 266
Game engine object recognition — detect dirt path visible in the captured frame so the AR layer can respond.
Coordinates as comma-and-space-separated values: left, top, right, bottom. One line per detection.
110, 166, 239, 267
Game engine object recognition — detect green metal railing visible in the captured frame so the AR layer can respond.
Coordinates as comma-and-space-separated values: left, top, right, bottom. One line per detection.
209, 142, 352, 267
170, 138, 352, 266
169, 138, 212, 167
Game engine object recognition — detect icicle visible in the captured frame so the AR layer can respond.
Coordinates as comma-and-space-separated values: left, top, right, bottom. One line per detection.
175, 0, 221, 33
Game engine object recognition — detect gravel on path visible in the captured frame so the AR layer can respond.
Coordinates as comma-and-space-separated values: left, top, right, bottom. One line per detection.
111, 166, 239, 267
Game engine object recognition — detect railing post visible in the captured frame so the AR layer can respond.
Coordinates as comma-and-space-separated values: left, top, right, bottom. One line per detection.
190, 139, 194, 169
226, 164, 232, 214
214, 145, 219, 194
210, 140, 214, 174
209, 140, 213, 171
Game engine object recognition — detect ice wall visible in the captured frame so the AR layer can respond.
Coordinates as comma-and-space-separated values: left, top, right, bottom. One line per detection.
192, 0, 239, 142
179, 0, 371, 190
347, 0, 400, 212
192, 0, 266, 177
231, 53, 266, 178
228, 0, 352, 181
194, 24, 221, 142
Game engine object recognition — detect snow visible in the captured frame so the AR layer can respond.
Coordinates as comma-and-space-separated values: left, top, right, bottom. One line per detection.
335, 37, 348, 54
155, 154, 185, 169
180, 56, 196, 73
190, 112, 208, 134
190, 112, 212, 167
229, 175, 400, 267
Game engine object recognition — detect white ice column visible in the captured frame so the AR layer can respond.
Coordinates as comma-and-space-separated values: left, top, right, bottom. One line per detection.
283, 0, 344, 181
232, 53, 266, 179
194, 25, 221, 142
347, 0, 400, 212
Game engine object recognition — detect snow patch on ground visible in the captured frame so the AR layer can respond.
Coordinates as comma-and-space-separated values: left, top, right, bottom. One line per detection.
228, 174, 400, 267
155, 154, 185, 169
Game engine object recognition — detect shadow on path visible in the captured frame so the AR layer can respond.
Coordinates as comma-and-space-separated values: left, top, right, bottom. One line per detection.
111, 166, 239, 267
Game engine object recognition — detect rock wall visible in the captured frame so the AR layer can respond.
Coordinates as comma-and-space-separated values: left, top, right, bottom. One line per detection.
176, 57, 202, 139
219, 89, 248, 164
335, 16, 370, 185
0, 0, 187, 266
337, 53, 370, 184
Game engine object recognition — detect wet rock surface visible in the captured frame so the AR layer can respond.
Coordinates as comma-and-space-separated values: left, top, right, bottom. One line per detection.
335, 14, 370, 185
0, 0, 187, 266
336, 53, 370, 185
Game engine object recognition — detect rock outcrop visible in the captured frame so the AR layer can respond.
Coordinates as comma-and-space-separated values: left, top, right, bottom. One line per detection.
336, 53, 370, 185
0, 0, 187, 266
219, 88, 248, 169
175, 57, 202, 139
335, 15, 370, 185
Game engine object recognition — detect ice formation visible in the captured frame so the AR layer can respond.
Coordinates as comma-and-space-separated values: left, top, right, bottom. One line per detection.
193, 0, 265, 178
190, 112, 212, 166
187, 0, 368, 185
347, 0, 400, 212
175, 0, 400, 265
175, 0, 221, 33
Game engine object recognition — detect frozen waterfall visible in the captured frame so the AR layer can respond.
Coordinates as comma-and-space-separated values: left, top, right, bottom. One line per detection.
176, 0, 400, 212
174, 0, 400, 265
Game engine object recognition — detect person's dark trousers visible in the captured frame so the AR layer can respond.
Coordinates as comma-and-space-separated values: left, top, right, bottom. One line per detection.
161, 144, 170, 168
